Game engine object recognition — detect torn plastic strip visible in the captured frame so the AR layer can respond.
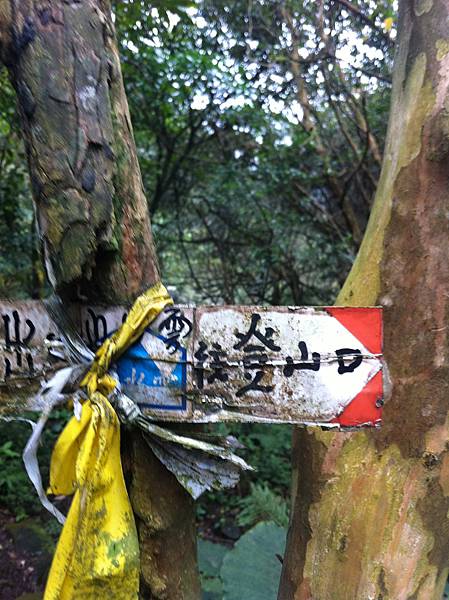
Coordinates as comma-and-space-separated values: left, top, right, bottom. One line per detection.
1, 404, 66, 525
23, 408, 66, 525
145, 435, 244, 500
0, 415, 36, 428
40, 285, 176, 600
114, 390, 252, 469
15, 300, 105, 519
24, 364, 88, 525
43, 295, 94, 364
35, 299, 252, 507
1, 302, 93, 522
114, 391, 252, 498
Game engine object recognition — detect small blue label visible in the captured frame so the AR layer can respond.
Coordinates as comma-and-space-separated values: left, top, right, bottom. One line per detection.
116, 329, 187, 411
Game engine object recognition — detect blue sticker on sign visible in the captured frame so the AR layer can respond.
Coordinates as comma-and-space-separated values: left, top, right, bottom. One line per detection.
116, 329, 187, 411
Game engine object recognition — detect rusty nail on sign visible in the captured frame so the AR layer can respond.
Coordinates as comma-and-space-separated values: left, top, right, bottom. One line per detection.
0, 301, 383, 428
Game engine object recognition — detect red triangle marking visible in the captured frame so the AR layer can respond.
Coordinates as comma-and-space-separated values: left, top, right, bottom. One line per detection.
326, 307, 382, 355
331, 370, 383, 427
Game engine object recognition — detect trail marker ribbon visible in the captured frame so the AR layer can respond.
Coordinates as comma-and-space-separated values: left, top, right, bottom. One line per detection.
0, 290, 384, 596
44, 282, 173, 600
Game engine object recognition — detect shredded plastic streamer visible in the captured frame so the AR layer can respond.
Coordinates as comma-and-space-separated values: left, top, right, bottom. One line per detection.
44, 282, 173, 600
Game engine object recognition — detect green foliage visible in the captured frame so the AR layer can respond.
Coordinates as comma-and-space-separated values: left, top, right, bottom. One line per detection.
0, 440, 29, 520
112, 1, 396, 305
0, 411, 70, 520
0, 2, 396, 304
0, 0, 397, 557
0, 70, 38, 298
198, 539, 228, 577
237, 483, 289, 529
221, 522, 286, 600
198, 539, 228, 599
198, 522, 287, 600
0, 425, 37, 520
235, 424, 292, 494
197, 424, 291, 536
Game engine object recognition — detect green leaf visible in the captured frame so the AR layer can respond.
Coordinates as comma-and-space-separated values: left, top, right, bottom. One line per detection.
221, 522, 286, 600
0, 440, 20, 458
198, 539, 228, 599
0, 117, 10, 136
151, 0, 196, 12
202, 576, 223, 598
237, 483, 289, 528
198, 539, 228, 577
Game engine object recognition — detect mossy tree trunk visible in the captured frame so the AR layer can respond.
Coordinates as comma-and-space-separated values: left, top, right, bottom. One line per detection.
0, 1, 200, 598
279, 2, 449, 599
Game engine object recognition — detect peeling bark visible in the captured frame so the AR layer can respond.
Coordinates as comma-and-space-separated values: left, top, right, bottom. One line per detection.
0, 2, 200, 598
0, 0, 158, 304
279, 2, 449, 599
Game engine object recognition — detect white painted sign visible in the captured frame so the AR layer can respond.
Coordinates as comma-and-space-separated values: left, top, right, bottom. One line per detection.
0, 302, 383, 428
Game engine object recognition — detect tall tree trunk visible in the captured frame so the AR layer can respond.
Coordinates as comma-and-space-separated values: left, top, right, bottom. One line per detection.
279, 2, 449, 599
0, 2, 200, 598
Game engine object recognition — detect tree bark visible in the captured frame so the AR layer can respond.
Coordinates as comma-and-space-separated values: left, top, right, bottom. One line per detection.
279, 2, 449, 599
0, 2, 200, 598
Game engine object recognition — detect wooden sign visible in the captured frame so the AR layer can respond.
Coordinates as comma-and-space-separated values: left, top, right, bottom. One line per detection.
0, 301, 383, 428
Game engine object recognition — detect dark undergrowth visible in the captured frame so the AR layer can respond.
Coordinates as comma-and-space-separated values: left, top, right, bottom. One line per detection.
0, 415, 291, 599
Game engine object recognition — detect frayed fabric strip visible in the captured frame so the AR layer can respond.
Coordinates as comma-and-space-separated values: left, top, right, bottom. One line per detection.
43, 282, 173, 600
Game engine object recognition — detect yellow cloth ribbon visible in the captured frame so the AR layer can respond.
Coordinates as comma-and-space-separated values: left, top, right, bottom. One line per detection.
44, 282, 173, 599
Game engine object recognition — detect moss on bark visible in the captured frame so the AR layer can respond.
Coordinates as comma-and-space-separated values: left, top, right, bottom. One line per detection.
279, 2, 449, 599
0, 2, 200, 597
0, 0, 158, 305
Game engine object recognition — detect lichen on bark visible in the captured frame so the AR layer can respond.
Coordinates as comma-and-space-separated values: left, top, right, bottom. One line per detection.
279, 2, 449, 599
0, 2, 200, 598
0, 0, 159, 304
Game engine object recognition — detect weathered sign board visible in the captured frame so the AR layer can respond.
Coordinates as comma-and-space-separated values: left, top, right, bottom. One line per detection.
0, 301, 383, 428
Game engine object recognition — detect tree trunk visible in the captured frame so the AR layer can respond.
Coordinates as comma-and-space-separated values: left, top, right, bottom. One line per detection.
0, 2, 200, 598
279, 2, 449, 599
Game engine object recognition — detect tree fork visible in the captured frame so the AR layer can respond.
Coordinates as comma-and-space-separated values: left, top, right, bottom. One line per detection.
280, 1, 449, 598
0, 2, 200, 598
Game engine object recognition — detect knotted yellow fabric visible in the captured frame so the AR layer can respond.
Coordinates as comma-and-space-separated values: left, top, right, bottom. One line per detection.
44, 282, 173, 600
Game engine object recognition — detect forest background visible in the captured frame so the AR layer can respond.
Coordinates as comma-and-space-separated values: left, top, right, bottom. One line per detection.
0, 1, 395, 598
